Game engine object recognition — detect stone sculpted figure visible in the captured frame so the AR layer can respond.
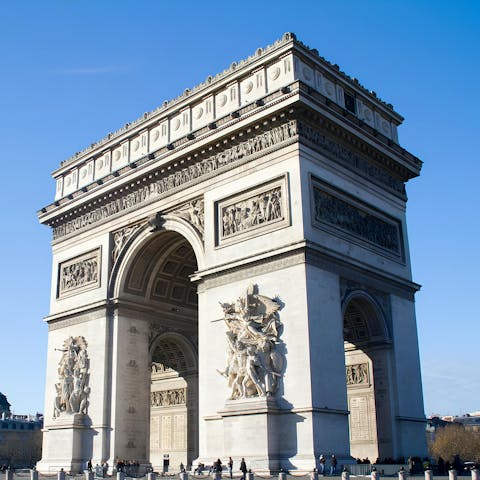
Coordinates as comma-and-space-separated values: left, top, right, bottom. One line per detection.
173, 199, 205, 235
218, 285, 283, 400
53, 336, 90, 418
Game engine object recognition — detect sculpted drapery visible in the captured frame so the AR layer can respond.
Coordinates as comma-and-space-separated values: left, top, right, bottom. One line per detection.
53, 336, 90, 418
218, 285, 284, 399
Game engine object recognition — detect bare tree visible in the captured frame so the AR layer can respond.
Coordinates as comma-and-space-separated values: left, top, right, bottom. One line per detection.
430, 423, 480, 463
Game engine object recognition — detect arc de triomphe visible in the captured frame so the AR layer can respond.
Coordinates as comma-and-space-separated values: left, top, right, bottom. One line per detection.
37, 33, 427, 473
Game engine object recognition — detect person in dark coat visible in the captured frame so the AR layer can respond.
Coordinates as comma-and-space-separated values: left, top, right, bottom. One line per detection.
330, 455, 337, 475
240, 458, 247, 480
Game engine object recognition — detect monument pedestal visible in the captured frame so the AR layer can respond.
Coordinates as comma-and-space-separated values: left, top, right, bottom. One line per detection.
37, 413, 91, 473
218, 396, 281, 472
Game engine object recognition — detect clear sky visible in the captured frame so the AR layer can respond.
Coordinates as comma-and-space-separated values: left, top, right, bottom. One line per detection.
0, 0, 478, 417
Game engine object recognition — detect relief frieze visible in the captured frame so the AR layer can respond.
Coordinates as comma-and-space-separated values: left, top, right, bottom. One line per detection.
52, 121, 298, 240
297, 121, 404, 194
150, 388, 186, 407
217, 176, 289, 246
312, 180, 402, 256
171, 198, 204, 237
58, 249, 101, 297
222, 187, 282, 238
51, 118, 403, 240
112, 223, 143, 264
346, 363, 369, 386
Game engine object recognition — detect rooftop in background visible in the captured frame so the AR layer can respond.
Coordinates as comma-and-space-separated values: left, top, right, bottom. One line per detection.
427, 412, 480, 433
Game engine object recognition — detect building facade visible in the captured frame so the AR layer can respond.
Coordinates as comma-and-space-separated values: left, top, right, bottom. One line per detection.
37, 33, 427, 473
0, 394, 43, 468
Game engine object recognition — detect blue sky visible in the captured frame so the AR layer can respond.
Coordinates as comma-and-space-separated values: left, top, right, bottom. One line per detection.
0, 1, 478, 417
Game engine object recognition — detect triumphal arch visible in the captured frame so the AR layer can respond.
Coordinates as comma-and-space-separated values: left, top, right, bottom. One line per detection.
37, 33, 427, 473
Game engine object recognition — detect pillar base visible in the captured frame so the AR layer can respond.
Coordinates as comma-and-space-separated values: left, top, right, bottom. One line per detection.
37, 413, 92, 473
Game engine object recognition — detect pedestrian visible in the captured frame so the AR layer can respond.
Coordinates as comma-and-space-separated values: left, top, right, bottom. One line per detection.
228, 457, 233, 479
408, 456, 414, 475
319, 455, 326, 475
240, 458, 247, 480
330, 455, 337, 475
87, 459, 92, 472
215, 458, 223, 474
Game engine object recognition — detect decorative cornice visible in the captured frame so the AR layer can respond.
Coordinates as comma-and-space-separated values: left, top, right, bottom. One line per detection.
43, 112, 415, 247
46, 300, 112, 330
39, 86, 298, 218
195, 240, 419, 298
57, 33, 400, 172
49, 119, 298, 240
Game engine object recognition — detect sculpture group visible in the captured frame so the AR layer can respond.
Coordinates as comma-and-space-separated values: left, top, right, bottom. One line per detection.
53, 336, 90, 418
151, 388, 187, 407
218, 285, 284, 399
221, 187, 283, 238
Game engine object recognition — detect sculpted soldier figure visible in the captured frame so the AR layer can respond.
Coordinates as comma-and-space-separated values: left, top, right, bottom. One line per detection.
218, 285, 284, 399
53, 336, 90, 418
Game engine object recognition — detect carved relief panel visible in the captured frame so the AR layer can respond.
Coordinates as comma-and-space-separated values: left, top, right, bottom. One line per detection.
112, 223, 143, 264
310, 177, 403, 261
171, 198, 204, 238
151, 388, 187, 407
216, 175, 290, 247
346, 363, 370, 386
57, 249, 101, 298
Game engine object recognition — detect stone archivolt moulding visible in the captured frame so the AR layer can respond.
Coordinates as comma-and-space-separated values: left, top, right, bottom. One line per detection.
216, 175, 290, 247
310, 176, 404, 262
57, 248, 101, 298
109, 197, 204, 289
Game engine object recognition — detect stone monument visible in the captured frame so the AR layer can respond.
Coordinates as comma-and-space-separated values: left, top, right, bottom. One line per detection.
36, 33, 427, 473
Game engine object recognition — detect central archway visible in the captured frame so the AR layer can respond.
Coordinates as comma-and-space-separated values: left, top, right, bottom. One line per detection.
116, 229, 199, 471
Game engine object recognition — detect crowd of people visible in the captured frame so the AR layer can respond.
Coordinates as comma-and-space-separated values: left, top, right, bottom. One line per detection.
115, 459, 142, 476
85, 458, 143, 477
193, 457, 248, 479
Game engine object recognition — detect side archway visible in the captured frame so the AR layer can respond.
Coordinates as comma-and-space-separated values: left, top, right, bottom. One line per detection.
149, 333, 198, 471
342, 291, 394, 462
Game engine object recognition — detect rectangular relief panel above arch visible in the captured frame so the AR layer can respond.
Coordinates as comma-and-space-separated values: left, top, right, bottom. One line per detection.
56, 248, 101, 299
309, 176, 405, 263
214, 174, 291, 248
